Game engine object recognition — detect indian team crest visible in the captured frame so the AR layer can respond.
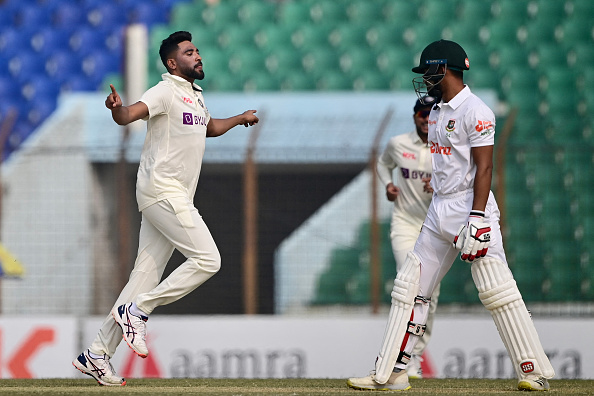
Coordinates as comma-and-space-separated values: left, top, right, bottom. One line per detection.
197, 98, 204, 109
446, 119, 456, 132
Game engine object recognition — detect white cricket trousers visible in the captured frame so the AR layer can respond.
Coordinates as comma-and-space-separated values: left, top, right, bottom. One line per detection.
390, 212, 440, 359
90, 197, 221, 357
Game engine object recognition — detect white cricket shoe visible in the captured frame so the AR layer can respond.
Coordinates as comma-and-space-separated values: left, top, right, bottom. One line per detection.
517, 376, 550, 391
347, 370, 411, 391
72, 349, 126, 386
112, 303, 149, 358
406, 355, 423, 379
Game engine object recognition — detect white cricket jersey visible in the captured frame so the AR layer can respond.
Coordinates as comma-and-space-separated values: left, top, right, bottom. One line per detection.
377, 130, 432, 222
136, 73, 211, 211
428, 85, 495, 196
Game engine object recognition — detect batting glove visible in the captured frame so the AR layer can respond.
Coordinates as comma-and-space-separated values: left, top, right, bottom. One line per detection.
453, 210, 491, 262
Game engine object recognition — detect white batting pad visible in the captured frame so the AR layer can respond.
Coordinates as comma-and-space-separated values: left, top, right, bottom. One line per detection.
374, 252, 420, 384
471, 258, 555, 379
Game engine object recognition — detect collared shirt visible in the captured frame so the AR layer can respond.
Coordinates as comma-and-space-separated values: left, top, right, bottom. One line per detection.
377, 130, 433, 222
136, 73, 211, 211
428, 85, 495, 196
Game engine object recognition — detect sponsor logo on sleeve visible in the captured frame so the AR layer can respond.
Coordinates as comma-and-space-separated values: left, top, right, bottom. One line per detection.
475, 120, 495, 136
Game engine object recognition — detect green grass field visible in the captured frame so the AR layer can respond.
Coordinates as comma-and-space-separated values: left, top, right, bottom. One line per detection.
0, 378, 593, 395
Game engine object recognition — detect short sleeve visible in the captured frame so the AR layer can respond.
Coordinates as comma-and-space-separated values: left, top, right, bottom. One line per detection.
139, 83, 174, 121
467, 102, 496, 147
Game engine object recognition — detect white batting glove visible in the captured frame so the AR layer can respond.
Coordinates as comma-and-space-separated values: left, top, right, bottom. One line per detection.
453, 211, 491, 262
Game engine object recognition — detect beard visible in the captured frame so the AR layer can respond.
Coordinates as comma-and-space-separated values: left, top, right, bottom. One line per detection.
181, 63, 205, 80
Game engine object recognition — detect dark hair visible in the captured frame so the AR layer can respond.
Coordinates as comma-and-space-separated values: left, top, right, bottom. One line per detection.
159, 31, 192, 70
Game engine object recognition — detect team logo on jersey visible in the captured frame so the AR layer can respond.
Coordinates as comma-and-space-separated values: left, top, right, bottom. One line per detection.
197, 98, 204, 108
182, 96, 193, 104
445, 119, 456, 132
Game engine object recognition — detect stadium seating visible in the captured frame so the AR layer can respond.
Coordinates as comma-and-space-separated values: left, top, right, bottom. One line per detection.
0, 0, 591, 305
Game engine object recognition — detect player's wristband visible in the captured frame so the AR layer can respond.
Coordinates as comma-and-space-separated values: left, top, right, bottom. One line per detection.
469, 210, 485, 221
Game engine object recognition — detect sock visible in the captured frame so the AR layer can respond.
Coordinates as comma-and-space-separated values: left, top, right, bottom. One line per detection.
130, 302, 149, 319
88, 350, 104, 360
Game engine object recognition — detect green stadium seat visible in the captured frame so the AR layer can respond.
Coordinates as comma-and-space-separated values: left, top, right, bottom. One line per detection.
301, 46, 340, 77
481, 19, 522, 48
383, 0, 419, 25
568, 43, 594, 68
419, 0, 457, 24
254, 24, 294, 52
458, 1, 492, 22
339, 47, 378, 76
227, 47, 265, 77
509, 116, 545, 145
353, 72, 390, 91
346, 0, 385, 23
442, 22, 485, 46
508, 247, 546, 302
217, 25, 257, 50
439, 258, 475, 304
532, 191, 571, 218
529, 0, 567, 21
329, 23, 371, 50
505, 185, 534, 218
199, 46, 230, 74
492, 0, 529, 20
276, 0, 313, 27
201, 2, 239, 26
544, 245, 582, 302
366, 23, 407, 49
316, 71, 353, 90
264, 48, 304, 76
518, 20, 558, 48
237, 0, 276, 26
243, 74, 280, 91
386, 70, 416, 91
544, 116, 585, 144
309, 0, 346, 24
465, 67, 500, 92
280, 73, 316, 91
312, 247, 361, 305
170, 2, 206, 31
500, 68, 539, 95
567, 0, 594, 18
489, 45, 530, 72
505, 90, 542, 118
375, 46, 415, 74
291, 24, 333, 49
403, 24, 446, 52
205, 71, 243, 92
556, 18, 594, 48
529, 44, 569, 70
348, 269, 371, 304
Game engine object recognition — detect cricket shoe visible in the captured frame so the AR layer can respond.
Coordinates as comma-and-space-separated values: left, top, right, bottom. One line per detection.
72, 349, 126, 386
517, 376, 550, 391
406, 355, 423, 379
112, 303, 149, 358
347, 370, 411, 391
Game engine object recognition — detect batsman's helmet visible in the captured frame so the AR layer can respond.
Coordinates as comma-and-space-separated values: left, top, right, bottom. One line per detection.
412, 40, 469, 104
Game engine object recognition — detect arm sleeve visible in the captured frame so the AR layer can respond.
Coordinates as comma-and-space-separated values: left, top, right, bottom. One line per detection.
467, 104, 496, 147
139, 84, 174, 121
376, 139, 397, 186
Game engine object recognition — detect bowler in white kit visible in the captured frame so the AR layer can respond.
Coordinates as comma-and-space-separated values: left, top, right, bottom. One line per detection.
348, 39, 554, 392
72, 31, 259, 386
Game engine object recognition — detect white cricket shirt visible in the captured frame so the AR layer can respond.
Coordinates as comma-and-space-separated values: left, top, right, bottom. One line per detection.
428, 85, 495, 196
136, 73, 211, 211
377, 130, 433, 222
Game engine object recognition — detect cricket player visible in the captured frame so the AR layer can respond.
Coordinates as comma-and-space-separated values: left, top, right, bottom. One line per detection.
376, 96, 437, 379
72, 31, 259, 386
348, 39, 554, 392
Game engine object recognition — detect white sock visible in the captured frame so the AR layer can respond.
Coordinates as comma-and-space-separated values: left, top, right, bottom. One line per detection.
129, 302, 149, 318
88, 350, 104, 360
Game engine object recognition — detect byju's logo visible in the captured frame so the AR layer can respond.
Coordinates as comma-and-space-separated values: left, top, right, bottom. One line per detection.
183, 112, 193, 125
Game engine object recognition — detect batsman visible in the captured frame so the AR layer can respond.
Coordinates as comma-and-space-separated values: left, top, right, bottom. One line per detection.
347, 39, 554, 392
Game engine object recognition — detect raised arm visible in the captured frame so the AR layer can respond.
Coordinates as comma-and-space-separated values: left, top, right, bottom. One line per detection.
206, 110, 259, 137
105, 84, 149, 126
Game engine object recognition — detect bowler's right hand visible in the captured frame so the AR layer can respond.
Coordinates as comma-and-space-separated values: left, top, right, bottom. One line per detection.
386, 183, 399, 202
105, 84, 122, 109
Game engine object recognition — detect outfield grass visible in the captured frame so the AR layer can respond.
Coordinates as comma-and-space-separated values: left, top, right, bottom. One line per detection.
0, 378, 592, 395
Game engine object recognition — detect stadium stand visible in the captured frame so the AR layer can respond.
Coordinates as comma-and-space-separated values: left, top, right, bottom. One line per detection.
0, 0, 592, 305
